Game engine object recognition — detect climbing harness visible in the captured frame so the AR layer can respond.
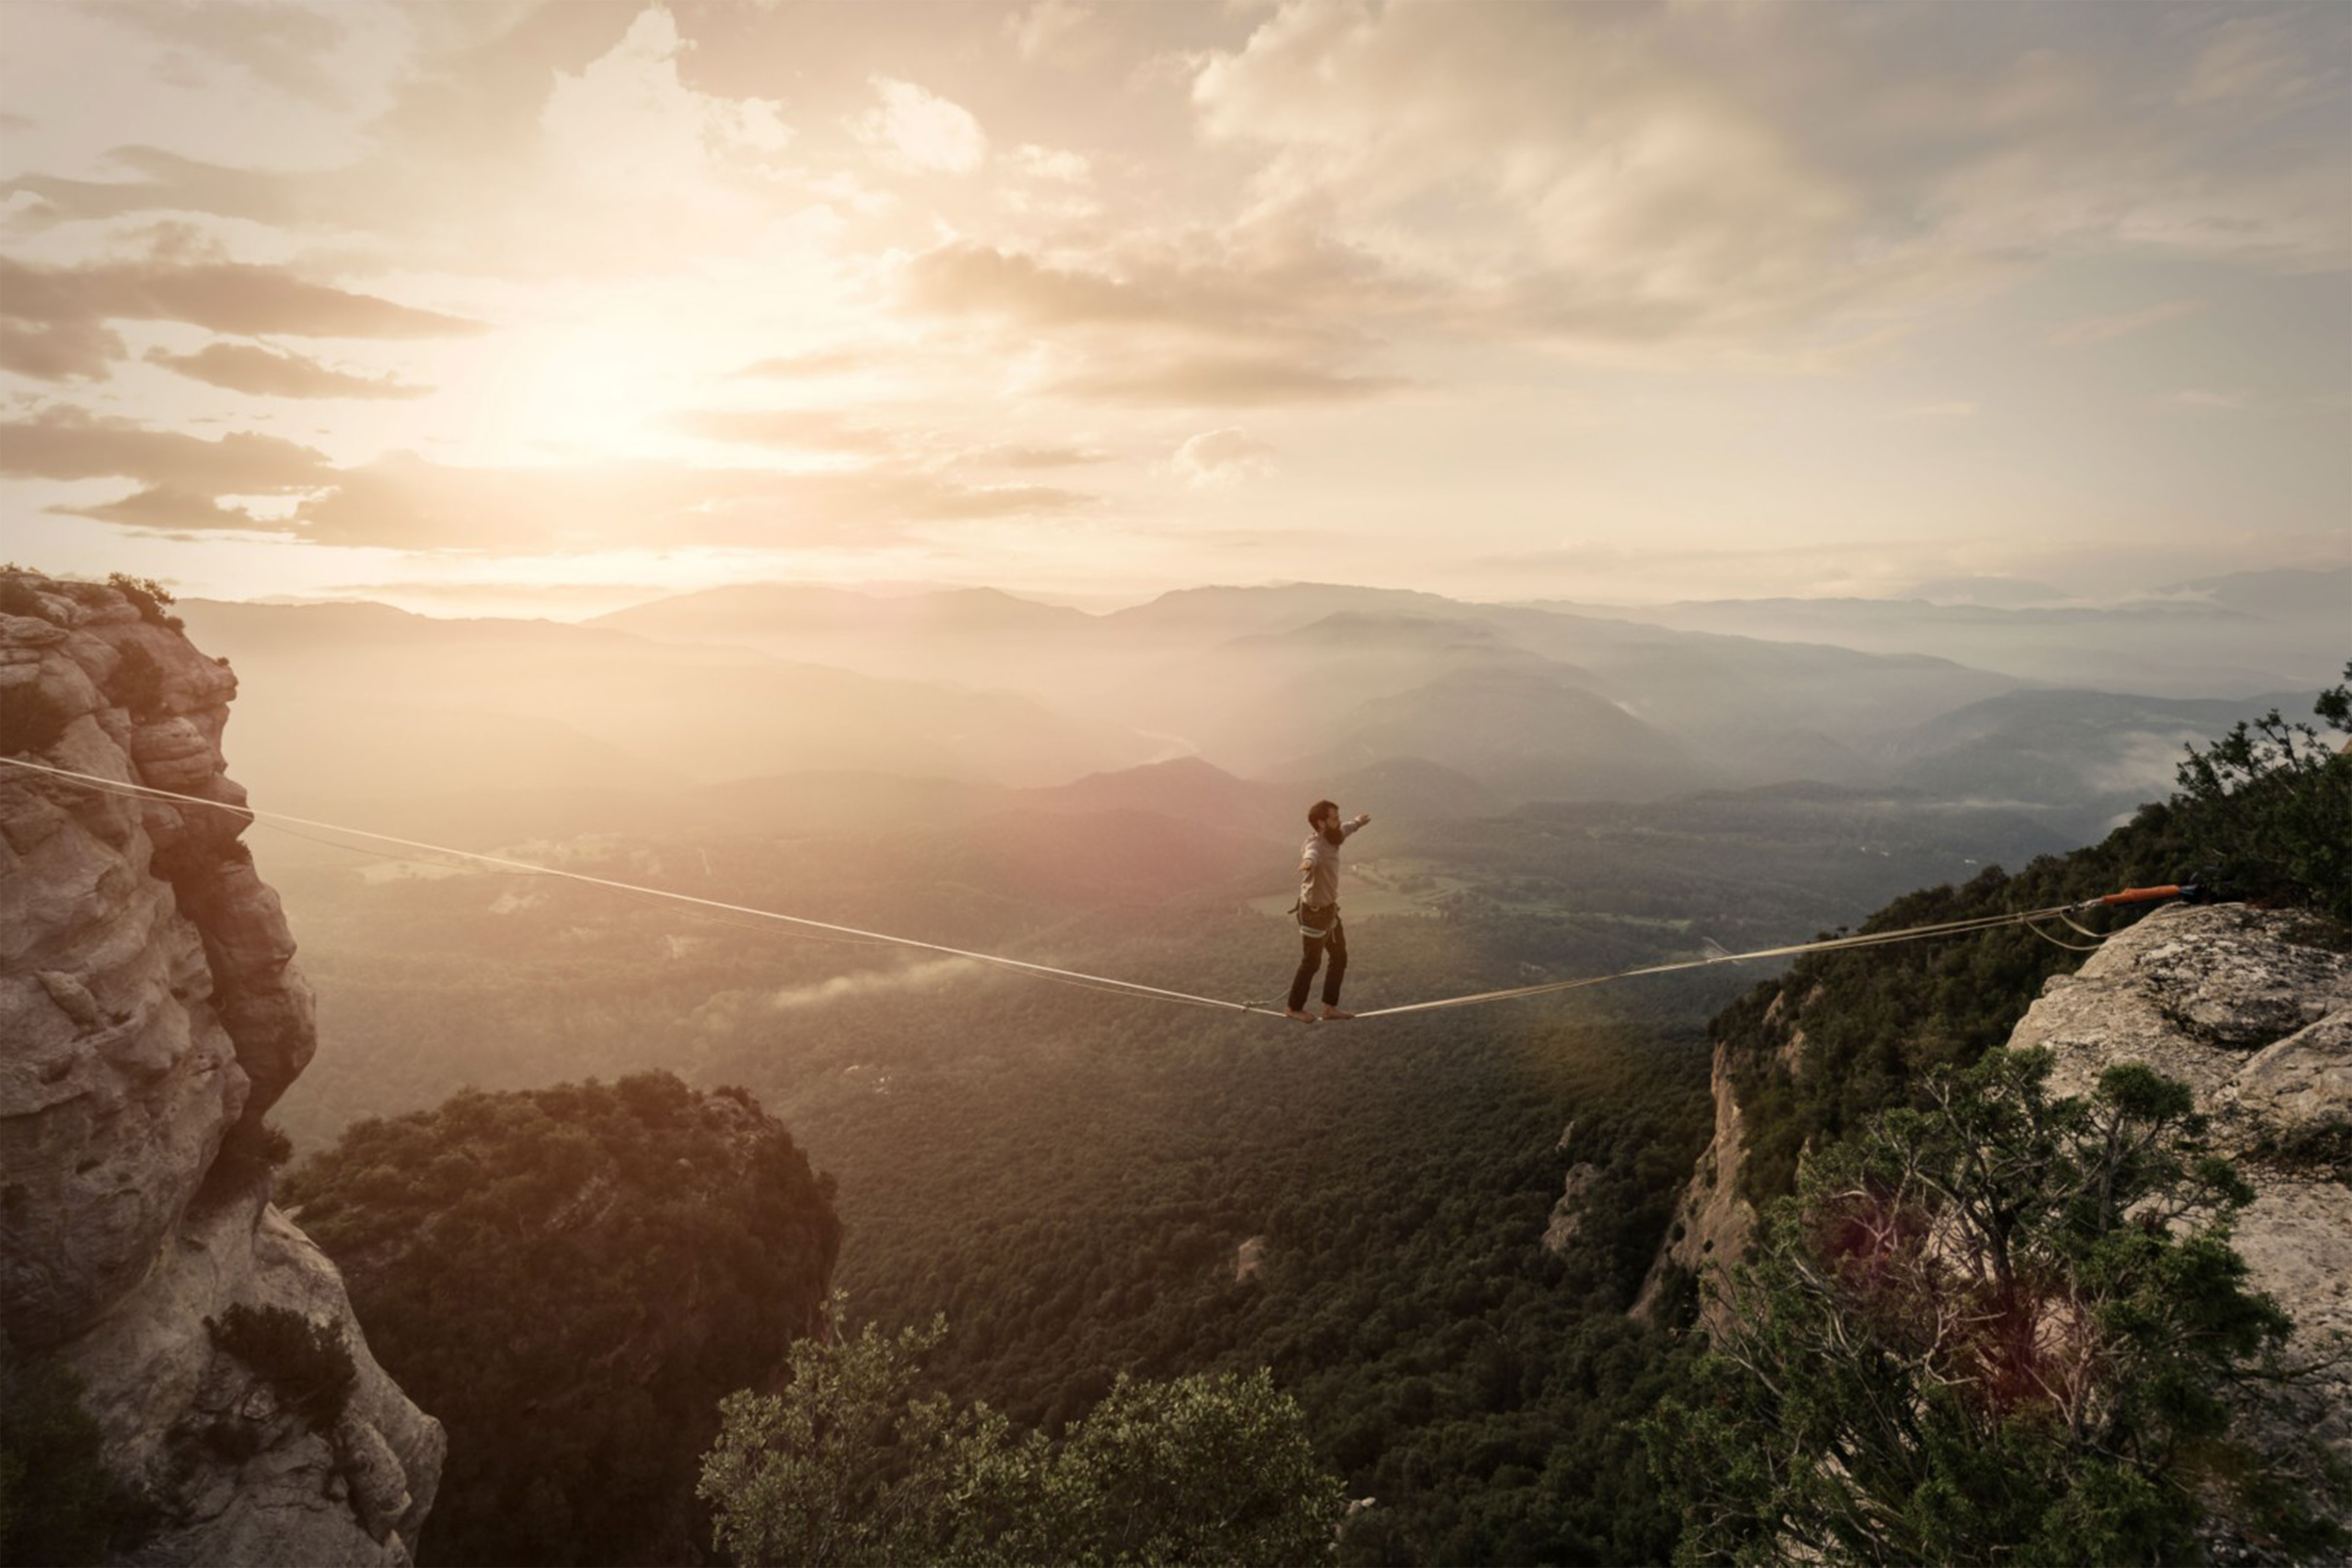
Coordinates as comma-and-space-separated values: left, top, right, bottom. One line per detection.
0, 755, 2197, 1025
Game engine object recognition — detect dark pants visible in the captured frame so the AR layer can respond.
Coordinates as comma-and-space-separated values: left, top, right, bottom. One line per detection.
1289, 913, 1348, 1010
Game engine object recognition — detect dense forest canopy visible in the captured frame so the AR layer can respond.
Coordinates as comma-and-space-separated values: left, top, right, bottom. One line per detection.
283, 1074, 840, 1567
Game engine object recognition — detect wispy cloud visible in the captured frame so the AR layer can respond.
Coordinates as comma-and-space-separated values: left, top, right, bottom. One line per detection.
146, 342, 432, 399
0, 249, 481, 384
2048, 300, 2204, 347
763, 956, 979, 1009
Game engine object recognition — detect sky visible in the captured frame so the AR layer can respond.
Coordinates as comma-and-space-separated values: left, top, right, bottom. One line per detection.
1, 0, 2346, 617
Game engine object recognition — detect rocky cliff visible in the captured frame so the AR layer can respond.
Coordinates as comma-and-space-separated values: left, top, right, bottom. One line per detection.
1638, 895, 2352, 1531
1, 569, 443, 1565
2014, 902, 2352, 1505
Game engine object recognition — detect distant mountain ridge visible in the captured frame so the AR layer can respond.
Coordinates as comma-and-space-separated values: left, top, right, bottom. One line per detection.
165, 578, 2335, 850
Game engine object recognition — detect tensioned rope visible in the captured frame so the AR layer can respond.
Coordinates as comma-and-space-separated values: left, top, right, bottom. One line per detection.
0, 755, 2176, 1023
0, 755, 1257, 1017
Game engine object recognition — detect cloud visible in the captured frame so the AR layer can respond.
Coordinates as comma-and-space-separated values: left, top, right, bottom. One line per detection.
762, 957, 978, 1010
1054, 355, 1403, 406
0, 317, 127, 382
0, 145, 340, 229
0, 252, 483, 383
1186, 1, 2352, 353
50, 484, 271, 532
662, 407, 902, 454
2047, 299, 2205, 347
89, 0, 349, 105
1008, 143, 1090, 183
540, 6, 793, 198
2171, 388, 2249, 410
730, 348, 876, 379
980, 443, 1111, 469
145, 342, 433, 398
1007, 0, 1093, 63
1891, 401, 1978, 420
1172, 427, 1275, 487
0, 404, 332, 491
281, 451, 1090, 552
899, 237, 1392, 346
854, 77, 987, 174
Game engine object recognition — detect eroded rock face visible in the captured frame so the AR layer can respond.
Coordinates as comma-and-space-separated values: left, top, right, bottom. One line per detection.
2018, 903, 2352, 1107
2011, 902, 2352, 1525
1629, 1039, 1754, 1325
1, 571, 442, 1565
1540, 1162, 1602, 1255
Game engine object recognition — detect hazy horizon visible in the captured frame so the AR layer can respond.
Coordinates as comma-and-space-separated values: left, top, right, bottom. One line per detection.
4, 0, 2346, 616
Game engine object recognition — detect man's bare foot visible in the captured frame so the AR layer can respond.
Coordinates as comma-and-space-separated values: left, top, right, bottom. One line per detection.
1283, 1007, 1319, 1022
1320, 1006, 1355, 1021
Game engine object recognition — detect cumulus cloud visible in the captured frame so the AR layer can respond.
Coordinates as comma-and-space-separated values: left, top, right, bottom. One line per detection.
854, 77, 987, 174
1171, 426, 1275, 487
145, 341, 433, 398
540, 6, 793, 197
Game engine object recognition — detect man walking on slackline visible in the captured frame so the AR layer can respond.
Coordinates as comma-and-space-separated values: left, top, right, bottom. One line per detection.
1286, 799, 1371, 1022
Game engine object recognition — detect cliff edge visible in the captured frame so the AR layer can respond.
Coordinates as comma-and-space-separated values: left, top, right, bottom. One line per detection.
2, 569, 443, 1566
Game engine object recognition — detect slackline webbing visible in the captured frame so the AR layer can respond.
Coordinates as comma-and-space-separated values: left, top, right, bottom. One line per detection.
0, 755, 2148, 1024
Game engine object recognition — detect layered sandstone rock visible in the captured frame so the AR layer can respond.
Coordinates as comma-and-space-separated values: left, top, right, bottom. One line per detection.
1, 570, 442, 1566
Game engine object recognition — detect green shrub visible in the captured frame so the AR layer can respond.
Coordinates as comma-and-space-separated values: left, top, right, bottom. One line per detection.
1653, 1049, 2335, 1564
2173, 663, 2352, 922
105, 573, 183, 631
203, 1305, 356, 1430
701, 1303, 1345, 1567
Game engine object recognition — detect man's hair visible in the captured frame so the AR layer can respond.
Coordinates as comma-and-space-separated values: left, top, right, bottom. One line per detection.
1307, 798, 1338, 828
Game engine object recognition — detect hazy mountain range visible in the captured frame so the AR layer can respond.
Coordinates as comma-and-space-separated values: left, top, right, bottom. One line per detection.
179, 573, 2339, 852
1529, 566, 2346, 697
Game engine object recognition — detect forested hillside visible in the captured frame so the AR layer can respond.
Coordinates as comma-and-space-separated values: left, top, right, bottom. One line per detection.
283, 1074, 840, 1567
